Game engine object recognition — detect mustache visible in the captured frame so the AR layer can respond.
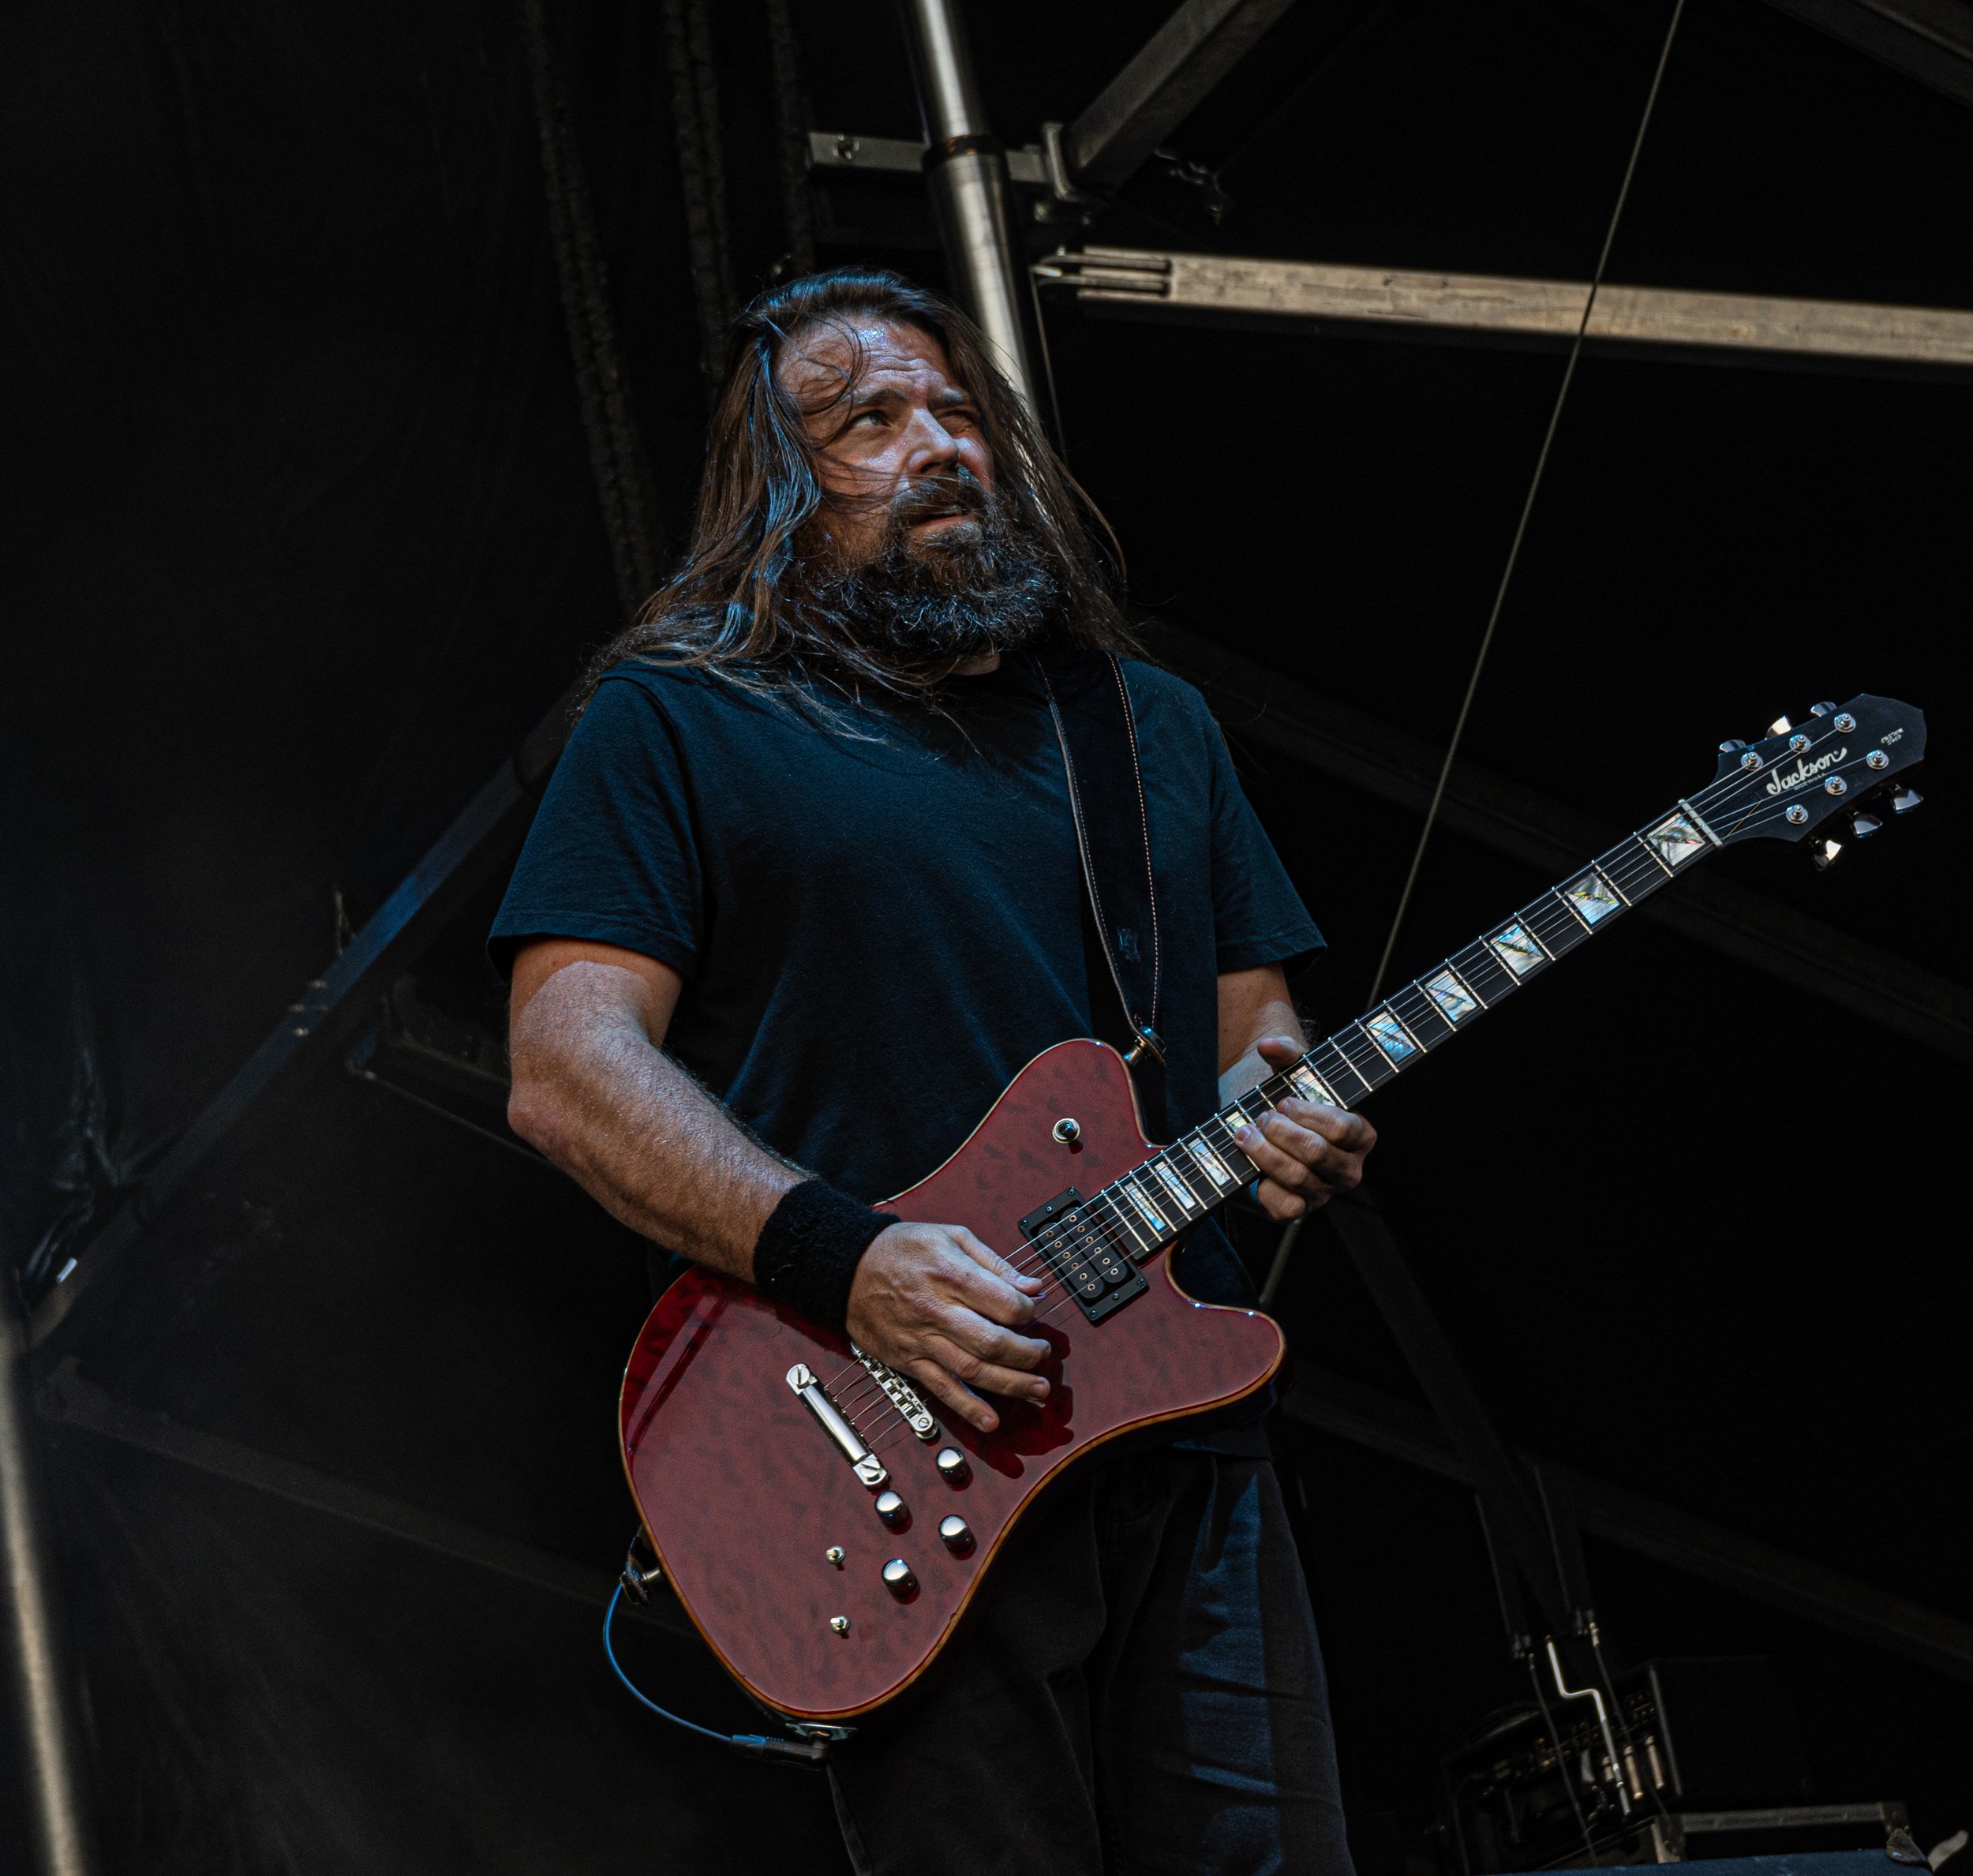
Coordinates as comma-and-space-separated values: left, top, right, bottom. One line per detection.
885, 471, 990, 529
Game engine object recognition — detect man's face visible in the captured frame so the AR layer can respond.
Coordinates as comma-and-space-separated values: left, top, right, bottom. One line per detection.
778, 319, 997, 571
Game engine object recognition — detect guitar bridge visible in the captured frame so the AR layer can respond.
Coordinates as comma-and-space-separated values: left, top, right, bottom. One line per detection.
850, 1345, 939, 1440
786, 1363, 888, 1488
1020, 1188, 1147, 1324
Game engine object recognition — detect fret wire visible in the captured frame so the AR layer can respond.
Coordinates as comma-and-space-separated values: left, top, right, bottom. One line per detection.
1203, 1114, 1259, 1174
1600, 837, 1661, 889
1310, 1040, 1371, 1102
1391, 983, 1453, 1047
1109, 1174, 1159, 1241
1162, 1142, 1215, 1207
1139, 1163, 1186, 1232
1154, 1149, 1209, 1213
1375, 1002, 1429, 1058
1431, 957, 1489, 1014
1125, 1166, 1174, 1235
1593, 863, 1633, 908
1630, 829, 1675, 878
1336, 1024, 1394, 1084
1184, 1129, 1241, 1190
1098, 1189, 1155, 1257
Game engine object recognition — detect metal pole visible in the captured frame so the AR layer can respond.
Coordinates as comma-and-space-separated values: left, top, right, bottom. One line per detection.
896, 0, 1041, 406
0, 1295, 99, 1876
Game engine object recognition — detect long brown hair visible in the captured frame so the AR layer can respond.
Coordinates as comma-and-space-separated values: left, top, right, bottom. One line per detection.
586, 267, 1138, 705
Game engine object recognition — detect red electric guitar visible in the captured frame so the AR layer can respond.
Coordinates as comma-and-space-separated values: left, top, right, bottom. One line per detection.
618, 695, 1925, 1731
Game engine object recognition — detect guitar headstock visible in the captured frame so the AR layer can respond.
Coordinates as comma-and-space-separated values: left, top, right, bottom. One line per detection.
1698, 694, 1926, 867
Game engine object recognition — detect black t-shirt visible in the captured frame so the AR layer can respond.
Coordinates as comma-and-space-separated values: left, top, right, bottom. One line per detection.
489, 652, 1323, 1310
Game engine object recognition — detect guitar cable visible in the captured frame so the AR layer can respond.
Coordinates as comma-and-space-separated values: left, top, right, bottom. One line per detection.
604, 1548, 829, 1766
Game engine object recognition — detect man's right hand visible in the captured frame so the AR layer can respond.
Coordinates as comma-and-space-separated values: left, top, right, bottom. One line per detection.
845, 1223, 1052, 1435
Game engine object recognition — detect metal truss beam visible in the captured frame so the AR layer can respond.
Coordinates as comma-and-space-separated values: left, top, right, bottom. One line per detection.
38, 620, 1965, 1352
1057, 0, 1301, 197
1280, 1361, 1973, 1685
36, 1360, 691, 1638
1039, 247, 1973, 376
1151, 626, 1973, 1062
1763, 0, 1973, 110
29, 697, 578, 1350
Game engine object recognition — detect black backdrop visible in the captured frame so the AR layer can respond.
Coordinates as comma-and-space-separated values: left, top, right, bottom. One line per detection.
3, 1, 1968, 1870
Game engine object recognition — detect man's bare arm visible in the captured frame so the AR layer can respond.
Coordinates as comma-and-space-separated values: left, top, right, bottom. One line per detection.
1215, 962, 1377, 1221
506, 939, 1050, 1432
507, 941, 793, 1273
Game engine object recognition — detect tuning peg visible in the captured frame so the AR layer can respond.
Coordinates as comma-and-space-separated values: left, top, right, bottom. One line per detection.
1717, 738, 1747, 755
1892, 787, 1922, 814
1809, 837, 1843, 871
1849, 810, 1885, 840
1768, 715, 1793, 736
1809, 702, 1838, 717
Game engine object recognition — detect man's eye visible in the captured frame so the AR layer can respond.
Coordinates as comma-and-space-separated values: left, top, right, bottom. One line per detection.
852, 409, 886, 427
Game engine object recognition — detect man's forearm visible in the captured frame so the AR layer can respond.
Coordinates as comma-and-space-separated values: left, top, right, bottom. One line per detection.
507, 964, 799, 1280
1219, 994, 1307, 1103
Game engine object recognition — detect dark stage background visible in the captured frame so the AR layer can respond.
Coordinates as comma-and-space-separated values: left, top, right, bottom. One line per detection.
2, 1, 1968, 1870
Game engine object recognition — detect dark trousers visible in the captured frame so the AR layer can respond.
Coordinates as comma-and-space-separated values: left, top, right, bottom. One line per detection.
826, 1442, 1355, 1876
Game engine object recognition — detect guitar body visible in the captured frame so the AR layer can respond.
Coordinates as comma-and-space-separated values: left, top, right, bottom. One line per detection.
618, 1039, 1285, 1723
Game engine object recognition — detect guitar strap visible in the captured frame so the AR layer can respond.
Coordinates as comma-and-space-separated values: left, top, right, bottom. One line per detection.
1035, 650, 1167, 1139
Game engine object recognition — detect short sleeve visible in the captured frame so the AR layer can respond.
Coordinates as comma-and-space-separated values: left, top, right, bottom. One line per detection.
487, 672, 705, 979
1204, 718, 1325, 979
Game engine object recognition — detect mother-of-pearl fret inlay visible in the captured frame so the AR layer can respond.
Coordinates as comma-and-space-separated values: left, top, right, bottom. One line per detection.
1425, 969, 1480, 1021
1489, 923, 1545, 975
1123, 1180, 1167, 1232
1645, 813, 1707, 868
1365, 1011, 1419, 1062
1563, 871, 1623, 924
1187, 1137, 1237, 1185
1152, 1159, 1201, 1214
1070, 781, 1732, 1286
1287, 1064, 1333, 1103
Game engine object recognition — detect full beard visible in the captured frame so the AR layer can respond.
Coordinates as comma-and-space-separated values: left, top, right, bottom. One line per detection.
801, 479, 1061, 665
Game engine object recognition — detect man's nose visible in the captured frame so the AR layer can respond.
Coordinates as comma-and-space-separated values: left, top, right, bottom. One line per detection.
900, 406, 962, 477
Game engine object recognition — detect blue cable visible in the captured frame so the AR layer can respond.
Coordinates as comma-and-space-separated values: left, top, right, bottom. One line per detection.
601, 1582, 828, 1765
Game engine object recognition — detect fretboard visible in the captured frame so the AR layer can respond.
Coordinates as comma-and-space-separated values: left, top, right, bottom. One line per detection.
1080, 796, 1722, 1262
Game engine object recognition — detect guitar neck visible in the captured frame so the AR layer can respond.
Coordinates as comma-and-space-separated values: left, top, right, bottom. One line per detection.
1090, 796, 1725, 1257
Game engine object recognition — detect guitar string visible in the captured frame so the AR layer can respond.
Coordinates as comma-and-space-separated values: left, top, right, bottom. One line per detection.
826, 727, 1892, 1422
836, 748, 1869, 1414
922, 727, 1873, 1339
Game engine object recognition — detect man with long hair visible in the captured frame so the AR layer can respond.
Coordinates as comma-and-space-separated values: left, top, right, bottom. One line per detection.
494, 267, 1373, 1874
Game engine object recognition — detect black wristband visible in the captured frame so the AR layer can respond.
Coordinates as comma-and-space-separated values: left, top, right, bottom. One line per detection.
752, 1179, 897, 1334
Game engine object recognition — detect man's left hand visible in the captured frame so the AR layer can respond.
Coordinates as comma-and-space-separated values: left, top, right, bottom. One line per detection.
1233, 1035, 1378, 1220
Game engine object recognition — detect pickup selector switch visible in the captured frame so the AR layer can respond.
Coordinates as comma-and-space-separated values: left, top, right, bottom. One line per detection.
874, 1491, 908, 1528
882, 1558, 916, 1597
938, 1515, 974, 1555
934, 1447, 969, 1485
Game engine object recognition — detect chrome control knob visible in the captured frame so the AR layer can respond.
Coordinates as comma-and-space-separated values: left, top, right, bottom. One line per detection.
874, 1491, 908, 1528
934, 1447, 969, 1485
938, 1515, 973, 1555
882, 1558, 916, 1597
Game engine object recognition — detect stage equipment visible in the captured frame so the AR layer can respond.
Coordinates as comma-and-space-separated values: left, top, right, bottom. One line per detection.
1544, 1845, 1925, 1876
1032, 248, 1973, 380
1, 1291, 100, 1876
1436, 1656, 1916, 1871
896, 0, 1038, 404
617, 696, 1926, 1729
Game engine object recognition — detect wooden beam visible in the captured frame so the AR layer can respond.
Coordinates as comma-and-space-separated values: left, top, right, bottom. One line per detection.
1040, 247, 1973, 376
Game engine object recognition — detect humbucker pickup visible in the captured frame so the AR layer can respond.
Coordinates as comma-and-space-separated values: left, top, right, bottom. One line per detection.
1019, 1187, 1147, 1324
